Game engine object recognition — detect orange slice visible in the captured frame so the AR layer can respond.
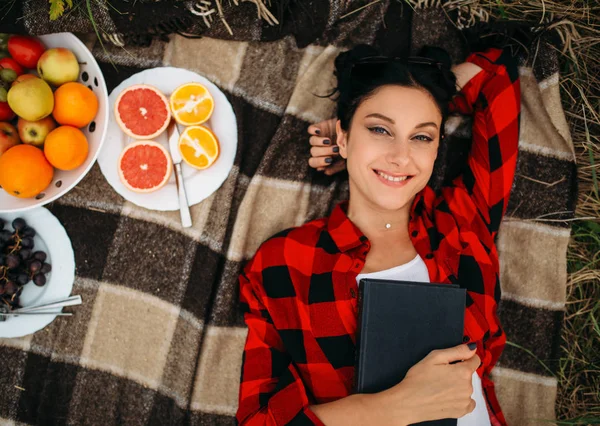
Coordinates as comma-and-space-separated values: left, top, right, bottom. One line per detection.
169, 82, 214, 126
178, 125, 220, 170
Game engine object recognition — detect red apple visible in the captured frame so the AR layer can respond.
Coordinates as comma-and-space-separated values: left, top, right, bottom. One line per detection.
0, 102, 15, 121
18, 116, 56, 147
0, 122, 20, 158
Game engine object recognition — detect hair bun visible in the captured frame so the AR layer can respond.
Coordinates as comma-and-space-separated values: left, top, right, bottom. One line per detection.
416, 45, 457, 100
334, 44, 380, 83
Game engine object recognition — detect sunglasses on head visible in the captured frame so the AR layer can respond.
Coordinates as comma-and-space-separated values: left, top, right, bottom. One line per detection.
350, 55, 445, 79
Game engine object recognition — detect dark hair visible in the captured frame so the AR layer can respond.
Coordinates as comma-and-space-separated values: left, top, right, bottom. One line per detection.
333, 44, 457, 132
331, 44, 459, 190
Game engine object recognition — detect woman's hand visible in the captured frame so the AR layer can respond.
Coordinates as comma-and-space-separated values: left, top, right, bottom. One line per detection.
307, 118, 346, 175
363, 343, 481, 425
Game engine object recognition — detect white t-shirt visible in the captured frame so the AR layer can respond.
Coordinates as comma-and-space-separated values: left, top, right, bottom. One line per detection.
355, 255, 491, 426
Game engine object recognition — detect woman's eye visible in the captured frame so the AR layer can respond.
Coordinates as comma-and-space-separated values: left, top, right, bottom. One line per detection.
368, 126, 390, 136
413, 135, 433, 142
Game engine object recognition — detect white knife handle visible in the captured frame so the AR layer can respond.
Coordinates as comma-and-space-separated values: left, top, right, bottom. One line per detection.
174, 163, 193, 228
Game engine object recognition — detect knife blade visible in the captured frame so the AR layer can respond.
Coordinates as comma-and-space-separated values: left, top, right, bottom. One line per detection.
168, 120, 182, 164
167, 120, 192, 228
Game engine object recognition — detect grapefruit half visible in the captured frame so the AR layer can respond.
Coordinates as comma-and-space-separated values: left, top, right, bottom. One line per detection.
118, 141, 173, 193
115, 84, 171, 139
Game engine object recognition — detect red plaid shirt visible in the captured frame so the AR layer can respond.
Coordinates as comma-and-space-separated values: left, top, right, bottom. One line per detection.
237, 48, 520, 426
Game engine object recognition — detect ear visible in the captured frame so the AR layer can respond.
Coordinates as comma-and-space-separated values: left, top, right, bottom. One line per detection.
336, 120, 349, 159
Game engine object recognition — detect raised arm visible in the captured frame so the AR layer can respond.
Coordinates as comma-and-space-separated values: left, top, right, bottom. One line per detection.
450, 48, 521, 236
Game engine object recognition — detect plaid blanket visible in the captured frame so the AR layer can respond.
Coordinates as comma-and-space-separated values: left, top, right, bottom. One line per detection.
0, 2, 576, 425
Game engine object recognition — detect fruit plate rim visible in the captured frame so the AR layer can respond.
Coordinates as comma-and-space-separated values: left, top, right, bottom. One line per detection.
0, 207, 76, 338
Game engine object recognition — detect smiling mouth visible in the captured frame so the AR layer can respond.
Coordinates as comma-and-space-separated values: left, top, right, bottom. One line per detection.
374, 169, 414, 183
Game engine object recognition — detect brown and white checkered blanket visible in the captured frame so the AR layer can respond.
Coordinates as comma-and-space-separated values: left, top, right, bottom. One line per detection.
0, 2, 576, 425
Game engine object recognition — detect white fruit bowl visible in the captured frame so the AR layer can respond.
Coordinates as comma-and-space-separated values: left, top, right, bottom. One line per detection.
0, 32, 109, 213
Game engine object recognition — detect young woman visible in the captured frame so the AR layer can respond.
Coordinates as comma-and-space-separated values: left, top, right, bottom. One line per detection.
236, 45, 520, 426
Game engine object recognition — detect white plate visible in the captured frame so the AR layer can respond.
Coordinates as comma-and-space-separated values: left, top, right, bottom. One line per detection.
0, 208, 75, 338
97, 67, 238, 211
0, 33, 110, 213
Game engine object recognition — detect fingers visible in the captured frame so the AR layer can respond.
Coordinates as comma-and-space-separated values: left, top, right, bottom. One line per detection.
310, 146, 339, 158
307, 123, 322, 136
466, 399, 476, 415
310, 157, 346, 173
307, 122, 329, 137
309, 135, 334, 147
309, 146, 341, 170
429, 343, 478, 365
309, 156, 335, 169
308, 118, 337, 137
462, 353, 481, 373
324, 159, 346, 175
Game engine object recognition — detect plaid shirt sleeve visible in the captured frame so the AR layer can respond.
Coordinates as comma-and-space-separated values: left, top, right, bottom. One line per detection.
450, 48, 521, 236
236, 250, 325, 426
450, 49, 520, 426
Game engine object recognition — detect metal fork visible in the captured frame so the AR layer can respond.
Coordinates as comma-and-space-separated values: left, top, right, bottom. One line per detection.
14, 295, 82, 313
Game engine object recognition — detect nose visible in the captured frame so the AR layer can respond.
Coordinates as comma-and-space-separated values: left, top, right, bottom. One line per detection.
385, 140, 411, 167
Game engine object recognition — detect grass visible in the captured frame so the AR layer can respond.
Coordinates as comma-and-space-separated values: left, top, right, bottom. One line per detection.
468, 0, 600, 423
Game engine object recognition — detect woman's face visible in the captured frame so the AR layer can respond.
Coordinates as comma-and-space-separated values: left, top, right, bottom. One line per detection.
337, 85, 442, 212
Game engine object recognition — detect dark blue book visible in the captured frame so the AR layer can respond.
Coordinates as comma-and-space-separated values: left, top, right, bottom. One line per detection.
355, 278, 466, 426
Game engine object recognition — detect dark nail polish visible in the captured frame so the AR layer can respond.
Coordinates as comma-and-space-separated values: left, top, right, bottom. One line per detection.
467, 342, 477, 350
323, 139, 331, 145
325, 157, 333, 164
332, 146, 339, 153
315, 129, 321, 135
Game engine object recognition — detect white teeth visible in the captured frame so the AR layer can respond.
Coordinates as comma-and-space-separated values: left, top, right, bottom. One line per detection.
377, 171, 409, 182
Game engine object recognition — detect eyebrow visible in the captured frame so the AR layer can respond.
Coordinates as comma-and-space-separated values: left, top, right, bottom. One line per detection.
364, 113, 439, 130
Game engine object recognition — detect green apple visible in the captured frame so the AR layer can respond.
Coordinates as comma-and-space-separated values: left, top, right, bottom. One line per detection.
37, 47, 79, 86
7, 77, 54, 121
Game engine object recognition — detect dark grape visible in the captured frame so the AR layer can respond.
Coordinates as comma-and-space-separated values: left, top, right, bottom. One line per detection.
4, 281, 17, 295
29, 260, 42, 273
0, 230, 11, 243
6, 254, 20, 269
0, 254, 5, 266
33, 274, 46, 286
22, 226, 36, 238
21, 237, 34, 249
33, 251, 46, 262
40, 263, 52, 274
12, 218, 26, 232
0, 282, 5, 295
19, 248, 33, 261
16, 273, 29, 285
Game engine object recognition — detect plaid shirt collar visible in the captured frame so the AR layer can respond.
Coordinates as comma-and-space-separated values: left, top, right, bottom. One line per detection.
327, 188, 462, 283
326, 190, 428, 252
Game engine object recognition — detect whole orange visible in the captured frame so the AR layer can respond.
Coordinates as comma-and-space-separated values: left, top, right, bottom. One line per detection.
44, 125, 89, 171
53, 82, 99, 128
0, 144, 54, 198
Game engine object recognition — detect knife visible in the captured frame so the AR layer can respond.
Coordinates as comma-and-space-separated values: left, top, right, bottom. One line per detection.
167, 121, 193, 228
